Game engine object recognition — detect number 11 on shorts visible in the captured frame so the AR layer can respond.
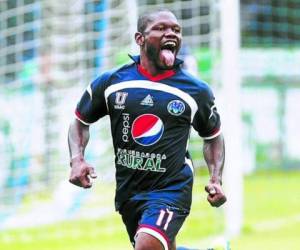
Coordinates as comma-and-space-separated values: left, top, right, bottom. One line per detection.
156, 208, 174, 230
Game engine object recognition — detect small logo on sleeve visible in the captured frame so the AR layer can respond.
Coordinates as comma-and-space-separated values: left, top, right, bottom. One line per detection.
167, 100, 185, 116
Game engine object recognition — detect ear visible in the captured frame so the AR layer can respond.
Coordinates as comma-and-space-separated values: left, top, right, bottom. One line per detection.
135, 32, 145, 46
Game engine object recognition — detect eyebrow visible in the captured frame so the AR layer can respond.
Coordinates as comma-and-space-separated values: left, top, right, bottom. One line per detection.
152, 22, 181, 28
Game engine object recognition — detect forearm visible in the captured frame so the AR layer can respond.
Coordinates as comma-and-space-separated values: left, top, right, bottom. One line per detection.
203, 134, 225, 184
68, 119, 96, 188
68, 119, 90, 161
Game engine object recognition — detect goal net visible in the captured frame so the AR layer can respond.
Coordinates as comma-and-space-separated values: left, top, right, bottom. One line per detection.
0, 0, 222, 229
2, 1, 299, 245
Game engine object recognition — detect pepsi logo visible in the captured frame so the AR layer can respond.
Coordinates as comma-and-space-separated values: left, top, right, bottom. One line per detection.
131, 114, 164, 146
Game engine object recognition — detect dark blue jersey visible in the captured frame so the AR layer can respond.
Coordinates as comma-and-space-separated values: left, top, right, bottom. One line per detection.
75, 55, 221, 211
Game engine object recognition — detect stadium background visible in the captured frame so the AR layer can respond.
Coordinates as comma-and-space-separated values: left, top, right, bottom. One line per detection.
0, 0, 300, 249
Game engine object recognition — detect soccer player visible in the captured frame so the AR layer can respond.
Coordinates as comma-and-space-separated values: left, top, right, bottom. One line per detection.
68, 9, 226, 250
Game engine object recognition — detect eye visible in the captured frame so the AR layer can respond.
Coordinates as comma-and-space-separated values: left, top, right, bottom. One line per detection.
173, 26, 181, 33
153, 25, 165, 31
157, 25, 165, 31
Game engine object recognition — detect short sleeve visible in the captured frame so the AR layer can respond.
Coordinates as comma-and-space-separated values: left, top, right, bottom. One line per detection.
75, 75, 109, 125
192, 85, 221, 139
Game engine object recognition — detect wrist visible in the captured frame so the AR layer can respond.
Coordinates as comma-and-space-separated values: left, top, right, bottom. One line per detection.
69, 153, 84, 167
209, 176, 222, 185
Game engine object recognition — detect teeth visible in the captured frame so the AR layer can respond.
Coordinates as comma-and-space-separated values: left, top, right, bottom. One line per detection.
164, 41, 176, 47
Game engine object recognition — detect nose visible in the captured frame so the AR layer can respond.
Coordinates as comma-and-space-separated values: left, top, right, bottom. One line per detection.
164, 27, 177, 37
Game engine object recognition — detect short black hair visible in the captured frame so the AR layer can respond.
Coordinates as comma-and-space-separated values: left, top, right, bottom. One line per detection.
137, 8, 175, 34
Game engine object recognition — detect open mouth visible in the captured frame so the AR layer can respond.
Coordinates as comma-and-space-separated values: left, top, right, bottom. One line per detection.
161, 41, 177, 53
159, 41, 177, 68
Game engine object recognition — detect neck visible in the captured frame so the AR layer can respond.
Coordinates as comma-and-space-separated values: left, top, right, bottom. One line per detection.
140, 58, 159, 76
140, 53, 171, 76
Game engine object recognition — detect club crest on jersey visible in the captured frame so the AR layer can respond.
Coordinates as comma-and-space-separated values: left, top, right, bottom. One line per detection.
114, 92, 128, 109
131, 114, 164, 146
167, 100, 185, 116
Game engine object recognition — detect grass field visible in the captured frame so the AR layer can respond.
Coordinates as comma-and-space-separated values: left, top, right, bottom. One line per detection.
0, 169, 299, 250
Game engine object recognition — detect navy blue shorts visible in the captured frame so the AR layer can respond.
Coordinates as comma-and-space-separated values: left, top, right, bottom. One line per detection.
119, 199, 190, 250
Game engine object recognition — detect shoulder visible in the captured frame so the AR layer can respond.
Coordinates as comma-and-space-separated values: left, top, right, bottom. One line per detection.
92, 62, 136, 88
177, 68, 214, 97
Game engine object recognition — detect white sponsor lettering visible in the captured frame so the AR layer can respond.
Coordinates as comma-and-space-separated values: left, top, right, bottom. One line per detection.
122, 113, 130, 142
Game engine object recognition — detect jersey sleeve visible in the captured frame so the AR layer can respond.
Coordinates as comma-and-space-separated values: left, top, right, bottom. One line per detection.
75, 74, 109, 125
192, 85, 221, 139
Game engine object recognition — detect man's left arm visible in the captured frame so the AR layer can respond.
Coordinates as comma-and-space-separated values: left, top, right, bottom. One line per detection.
203, 133, 226, 207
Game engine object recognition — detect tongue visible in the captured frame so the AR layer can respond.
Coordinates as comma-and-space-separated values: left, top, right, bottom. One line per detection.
160, 49, 175, 67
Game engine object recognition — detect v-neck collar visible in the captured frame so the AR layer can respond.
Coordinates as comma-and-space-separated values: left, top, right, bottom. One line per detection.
129, 54, 183, 82
137, 64, 176, 81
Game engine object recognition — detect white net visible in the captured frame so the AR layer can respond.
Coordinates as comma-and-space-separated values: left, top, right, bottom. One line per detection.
0, 0, 220, 228
2, 0, 300, 233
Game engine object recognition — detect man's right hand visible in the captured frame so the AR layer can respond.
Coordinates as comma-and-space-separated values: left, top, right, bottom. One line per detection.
69, 157, 97, 188
205, 182, 227, 207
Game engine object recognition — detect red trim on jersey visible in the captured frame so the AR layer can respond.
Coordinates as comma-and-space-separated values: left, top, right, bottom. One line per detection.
203, 127, 221, 140
210, 127, 220, 135
75, 109, 89, 123
75, 110, 83, 119
137, 64, 176, 81
137, 224, 170, 247
75, 110, 92, 125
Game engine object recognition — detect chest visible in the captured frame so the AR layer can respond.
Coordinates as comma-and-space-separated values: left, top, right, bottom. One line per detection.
108, 88, 191, 124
